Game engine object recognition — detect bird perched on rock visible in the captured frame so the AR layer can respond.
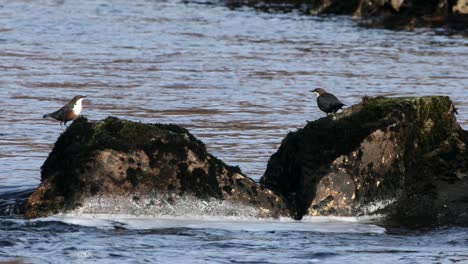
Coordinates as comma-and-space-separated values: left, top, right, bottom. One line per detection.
311, 88, 345, 117
43, 95, 87, 128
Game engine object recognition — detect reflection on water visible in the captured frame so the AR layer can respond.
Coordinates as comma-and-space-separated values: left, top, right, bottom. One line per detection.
0, 1, 467, 183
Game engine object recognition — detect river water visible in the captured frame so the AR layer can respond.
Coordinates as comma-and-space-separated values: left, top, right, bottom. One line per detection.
0, 0, 467, 263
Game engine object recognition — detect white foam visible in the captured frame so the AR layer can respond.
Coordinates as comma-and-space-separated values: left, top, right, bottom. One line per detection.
34, 194, 386, 234
359, 199, 396, 215
65, 195, 263, 217
40, 214, 385, 234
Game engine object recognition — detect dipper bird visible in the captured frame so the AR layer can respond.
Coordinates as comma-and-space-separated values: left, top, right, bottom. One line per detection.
43, 95, 87, 128
311, 88, 344, 116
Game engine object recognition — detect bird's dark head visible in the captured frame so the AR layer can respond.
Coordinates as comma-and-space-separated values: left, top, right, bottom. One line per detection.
70, 95, 87, 103
310, 88, 326, 96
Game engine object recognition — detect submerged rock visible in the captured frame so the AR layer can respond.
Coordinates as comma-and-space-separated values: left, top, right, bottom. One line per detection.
0, 189, 34, 216
261, 96, 468, 226
23, 117, 288, 218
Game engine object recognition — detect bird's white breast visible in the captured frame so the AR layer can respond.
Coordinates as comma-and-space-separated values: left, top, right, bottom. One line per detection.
73, 98, 83, 115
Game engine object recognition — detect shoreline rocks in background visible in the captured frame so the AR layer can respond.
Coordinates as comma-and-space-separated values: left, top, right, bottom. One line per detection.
22, 117, 289, 218
223, 0, 468, 32
261, 96, 468, 227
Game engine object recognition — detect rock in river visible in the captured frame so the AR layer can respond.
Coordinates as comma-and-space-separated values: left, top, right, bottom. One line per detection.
261, 96, 468, 227
21, 97, 468, 227
23, 117, 288, 218
224, 0, 468, 31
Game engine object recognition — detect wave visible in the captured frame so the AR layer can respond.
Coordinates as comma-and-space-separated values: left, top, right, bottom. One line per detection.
0, 187, 34, 216
40, 214, 386, 234
29, 195, 385, 234
1, 192, 386, 234
65, 194, 265, 217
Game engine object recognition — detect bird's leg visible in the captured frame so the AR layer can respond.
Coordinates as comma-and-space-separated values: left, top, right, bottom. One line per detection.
326, 112, 336, 120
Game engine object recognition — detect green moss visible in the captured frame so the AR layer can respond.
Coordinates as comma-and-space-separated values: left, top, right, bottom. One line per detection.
414, 96, 456, 150
26, 117, 203, 214
261, 96, 458, 219
90, 117, 199, 152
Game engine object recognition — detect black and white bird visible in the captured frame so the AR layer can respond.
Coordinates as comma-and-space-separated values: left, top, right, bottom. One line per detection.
311, 88, 344, 116
43, 95, 87, 128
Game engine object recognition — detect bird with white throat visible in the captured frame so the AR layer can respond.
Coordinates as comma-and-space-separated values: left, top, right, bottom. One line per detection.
43, 95, 87, 129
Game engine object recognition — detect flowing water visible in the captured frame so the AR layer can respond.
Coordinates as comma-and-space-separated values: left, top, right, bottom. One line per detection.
0, 0, 467, 263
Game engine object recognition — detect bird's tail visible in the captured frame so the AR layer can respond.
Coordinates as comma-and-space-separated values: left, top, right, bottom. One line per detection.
43, 114, 50, 118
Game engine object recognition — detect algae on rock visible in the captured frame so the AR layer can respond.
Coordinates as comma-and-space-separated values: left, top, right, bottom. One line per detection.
261, 96, 468, 226
23, 117, 289, 218
22, 97, 468, 227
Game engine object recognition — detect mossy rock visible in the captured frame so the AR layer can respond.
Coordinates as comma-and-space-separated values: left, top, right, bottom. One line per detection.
23, 117, 289, 218
261, 96, 468, 227
22, 97, 468, 226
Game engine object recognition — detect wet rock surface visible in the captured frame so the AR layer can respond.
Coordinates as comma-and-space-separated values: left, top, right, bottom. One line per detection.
21, 97, 468, 227
223, 0, 468, 32
23, 117, 288, 218
0, 189, 34, 216
261, 96, 468, 227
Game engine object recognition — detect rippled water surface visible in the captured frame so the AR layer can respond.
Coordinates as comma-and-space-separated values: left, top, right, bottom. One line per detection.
0, 0, 467, 263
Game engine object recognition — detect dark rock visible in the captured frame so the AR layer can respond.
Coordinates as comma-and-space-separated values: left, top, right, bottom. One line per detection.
355, 0, 468, 31
221, 0, 468, 32
224, 0, 360, 14
261, 96, 468, 227
23, 117, 289, 218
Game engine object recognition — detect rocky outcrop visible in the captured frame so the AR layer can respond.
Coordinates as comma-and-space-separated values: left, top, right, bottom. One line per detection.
453, 0, 468, 14
22, 98, 468, 227
355, 0, 468, 30
261, 96, 468, 226
223, 0, 468, 31
23, 117, 288, 218
224, 0, 360, 14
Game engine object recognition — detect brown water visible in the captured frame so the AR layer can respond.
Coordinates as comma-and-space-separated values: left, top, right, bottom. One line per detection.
0, 1, 468, 263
